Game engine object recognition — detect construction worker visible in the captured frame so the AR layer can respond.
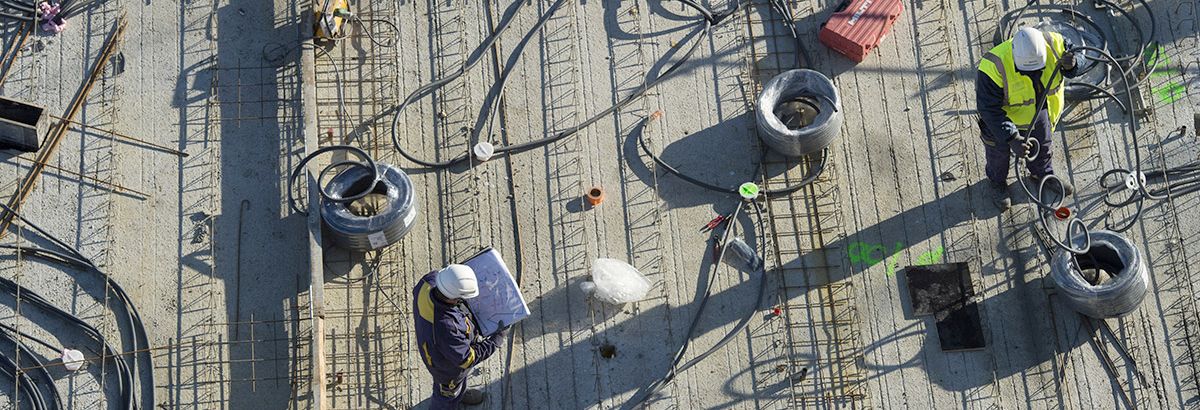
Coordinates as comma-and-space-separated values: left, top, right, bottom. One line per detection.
977, 27, 1082, 210
412, 264, 507, 408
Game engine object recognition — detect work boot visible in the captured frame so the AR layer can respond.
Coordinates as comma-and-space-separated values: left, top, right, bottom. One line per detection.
990, 180, 1011, 211
461, 389, 485, 406
1029, 175, 1073, 196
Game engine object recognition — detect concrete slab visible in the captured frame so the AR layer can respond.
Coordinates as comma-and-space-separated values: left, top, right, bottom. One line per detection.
0, 0, 1193, 409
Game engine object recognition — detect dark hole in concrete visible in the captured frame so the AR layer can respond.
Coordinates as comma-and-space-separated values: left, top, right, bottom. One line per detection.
774, 97, 819, 130
1077, 242, 1126, 286
599, 343, 616, 359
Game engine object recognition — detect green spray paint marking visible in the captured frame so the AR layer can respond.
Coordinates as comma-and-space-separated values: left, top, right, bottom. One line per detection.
738, 182, 760, 199
1145, 45, 1187, 104
848, 241, 944, 277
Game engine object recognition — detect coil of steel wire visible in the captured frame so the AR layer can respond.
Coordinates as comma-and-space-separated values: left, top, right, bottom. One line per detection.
755, 69, 843, 157
1050, 230, 1149, 318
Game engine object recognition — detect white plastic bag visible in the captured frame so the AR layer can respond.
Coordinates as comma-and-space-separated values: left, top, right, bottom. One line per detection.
582, 258, 653, 305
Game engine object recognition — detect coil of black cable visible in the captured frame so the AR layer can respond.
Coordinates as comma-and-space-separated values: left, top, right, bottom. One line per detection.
320, 162, 418, 251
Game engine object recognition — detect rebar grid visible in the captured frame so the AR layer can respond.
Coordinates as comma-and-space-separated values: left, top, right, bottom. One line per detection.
740, 0, 868, 405
307, 0, 414, 408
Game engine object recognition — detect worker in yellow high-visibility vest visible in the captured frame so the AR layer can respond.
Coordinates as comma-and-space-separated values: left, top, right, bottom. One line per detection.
977, 27, 1082, 210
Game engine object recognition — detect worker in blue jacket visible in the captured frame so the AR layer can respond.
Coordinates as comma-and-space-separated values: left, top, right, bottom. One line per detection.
412, 264, 507, 408
976, 27, 1082, 210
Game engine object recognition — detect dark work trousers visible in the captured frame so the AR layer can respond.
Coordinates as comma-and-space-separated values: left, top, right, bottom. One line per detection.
431, 372, 469, 410
979, 108, 1054, 185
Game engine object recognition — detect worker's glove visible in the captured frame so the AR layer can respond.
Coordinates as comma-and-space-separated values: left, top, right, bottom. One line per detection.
1060, 51, 1077, 71
1000, 121, 1019, 140
1009, 136, 1035, 159
489, 321, 510, 343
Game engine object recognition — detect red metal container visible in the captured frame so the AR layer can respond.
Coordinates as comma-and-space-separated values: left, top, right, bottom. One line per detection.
818, 0, 904, 62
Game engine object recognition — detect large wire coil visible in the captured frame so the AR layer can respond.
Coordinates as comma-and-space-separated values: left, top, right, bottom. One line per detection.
1050, 230, 1149, 319
320, 162, 417, 251
755, 69, 843, 157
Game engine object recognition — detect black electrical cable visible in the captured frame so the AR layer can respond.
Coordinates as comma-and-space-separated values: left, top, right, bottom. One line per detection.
0, 0, 34, 22
1010, 43, 1155, 255
634, 115, 828, 198
0, 322, 60, 351
0, 203, 151, 410
1100, 129, 1200, 232
0, 244, 91, 267
618, 0, 822, 400
286, 144, 378, 215
630, 200, 746, 407
0, 274, 135, 410
1, 0, 33, 8
386, 0, 548, 168
0, 350, 48, 410
353, 16, 398, 49
626, 0, 826, 199
768, 0, 810, 68
0, 0, 32, 13
317, 48, 355, 141
389, 0, 751, 169
1068, 82, 1128, 113
0, 10, 32, 21
672, 202, 769, 373
630, 192, 774, 407
0, 328, 62, 410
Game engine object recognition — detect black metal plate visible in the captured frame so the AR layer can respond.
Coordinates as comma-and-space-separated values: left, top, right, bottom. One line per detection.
935, 302, 986, 351
905, 262, 973, 316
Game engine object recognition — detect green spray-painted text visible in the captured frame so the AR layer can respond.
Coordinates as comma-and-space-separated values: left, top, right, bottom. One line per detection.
848, 242, 944, 277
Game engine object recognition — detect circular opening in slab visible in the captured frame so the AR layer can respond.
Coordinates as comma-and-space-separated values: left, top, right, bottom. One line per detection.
599, 343, 617, 359
773, 97, 820, 130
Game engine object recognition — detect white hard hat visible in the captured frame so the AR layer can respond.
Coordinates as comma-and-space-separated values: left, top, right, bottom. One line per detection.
435, 264, 479, 299
1012, 27, 1047, 71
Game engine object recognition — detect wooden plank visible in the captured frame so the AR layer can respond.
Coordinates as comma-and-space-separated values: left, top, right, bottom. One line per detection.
301, 1, 327, 408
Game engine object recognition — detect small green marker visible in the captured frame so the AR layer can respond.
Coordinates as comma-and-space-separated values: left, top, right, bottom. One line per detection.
738, 182, 760, 200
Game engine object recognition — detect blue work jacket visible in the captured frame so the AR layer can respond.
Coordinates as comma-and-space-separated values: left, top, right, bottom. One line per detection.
412, 272, 501, 382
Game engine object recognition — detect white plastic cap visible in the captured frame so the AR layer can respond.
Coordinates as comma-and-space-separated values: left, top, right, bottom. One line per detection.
473, 142, 495, 162
61, 348, 85, 372
435, 264, 479, 299
1013, 27, 1047, 71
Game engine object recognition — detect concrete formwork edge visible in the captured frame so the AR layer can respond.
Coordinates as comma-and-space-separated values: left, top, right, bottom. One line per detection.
299, 1, 327, 409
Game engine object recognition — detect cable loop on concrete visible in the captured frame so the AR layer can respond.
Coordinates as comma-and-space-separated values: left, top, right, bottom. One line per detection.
286, 144, 378, 215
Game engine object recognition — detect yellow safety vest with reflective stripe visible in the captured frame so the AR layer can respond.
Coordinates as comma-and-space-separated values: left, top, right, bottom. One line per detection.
978, 32, 1066, 129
